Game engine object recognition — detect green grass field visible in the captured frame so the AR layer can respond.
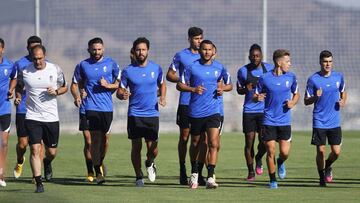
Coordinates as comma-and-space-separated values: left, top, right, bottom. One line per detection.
1, 131, 359, 203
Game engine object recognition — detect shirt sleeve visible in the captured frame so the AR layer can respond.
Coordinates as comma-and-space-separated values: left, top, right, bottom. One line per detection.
291, 74, 298, 94
237, 67, 246, 87
120, 68, 128, 88
305, 77, 315, 98
10, 63, 17, 79
72, 64, 80, 84
255, 76, 264, 94
339, 73, 345, 92
181, 66, 191, 85
56, 65, 67, 87
157, 66, 164, 86
112, 61, 121, 81
169, 53, 180, 72
220, 66, 231, 85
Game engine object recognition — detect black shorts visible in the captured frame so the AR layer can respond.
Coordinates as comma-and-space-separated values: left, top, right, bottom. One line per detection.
176, 105, 190, 129
189, 114, 221, 136
311, 127, 342, 146
219, 116, 224, 136
79, 113, 89, 131
25, 119, 59, 148
127, 116, 159, 142
0, 114, 11, 133
243, 113, 263, 134
16, 113, 27, 137
86, 110, 113, 133
261, 125, 292, 142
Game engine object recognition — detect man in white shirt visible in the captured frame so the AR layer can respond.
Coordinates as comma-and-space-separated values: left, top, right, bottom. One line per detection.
15, 45, 68, 193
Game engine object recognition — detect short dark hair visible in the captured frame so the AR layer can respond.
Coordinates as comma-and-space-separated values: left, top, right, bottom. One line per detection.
200, 39, 214, 49
249, 44, 262, 54
27, 36, 42, 46
132, 37, 150, 50
273, 49, 290, 65
0, 38, 4, 48
31, 44, 46, 56
188, 27, 203, 38
88, 37, 103, 48
319, 50, 332, 60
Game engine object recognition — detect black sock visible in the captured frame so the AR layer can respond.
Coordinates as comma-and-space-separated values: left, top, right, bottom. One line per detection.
318, 169, 325, 180
191, 161, 198, 174
35, 175, 42, 185
43, 157, 52, 166
269, 173, 276, 182
145, 159, 154, 168
207, 164, 215, 178
86, 160, 94, 174
198, 162, 205, 177
255, 155, 262, 166
247, 163, 254, 173
94, 165, 102, 176
325, 159, 334, 169
17, 157, 24, 164
180, 161, 186, 171
277, 157, 284, 166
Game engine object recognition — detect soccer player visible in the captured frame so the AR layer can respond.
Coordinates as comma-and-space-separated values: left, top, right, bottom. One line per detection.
74, 37, 120, 185
70, 64, 95, 182
117, 37, 166, 187
304, 50, 346, 187
254, 49, 299, 189
15, 45, 68, 193
237, 44, 273, 181
166, 27, 203, 185
177, 40, 229, 189
0, 38, 17, 187
13, 36, 43, 180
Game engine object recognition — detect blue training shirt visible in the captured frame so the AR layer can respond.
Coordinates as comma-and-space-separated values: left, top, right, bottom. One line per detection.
72, 64, 86, 115
14, 56, 32, 114
0, 57, 17, 116
306, 71, 345, 129
256, 71, 298, 126
237, 62, 273, 113
75, 57, 120, 112
214, 60, 232, 117
170, 48, 200, 106
182, 59, 228, 118
121, 60, 164, 117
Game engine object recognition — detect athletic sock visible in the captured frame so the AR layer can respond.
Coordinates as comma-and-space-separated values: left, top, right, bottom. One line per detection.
17, 156, 24, 164
43, 157, 52, 166
35, 175, 42, 185
318, 169, 325, 180
94, 165, 102, 176
198, 162, 205, 177
247, 163, 254, 173
180, 161, 186, 172
277, 157, 284, 166
145, 159, 154, 168
191, 161, 198, 174
269, 172, 276, 182
86, 160, 94, 174
325, 159, 334, 169
207, 164, 215, 178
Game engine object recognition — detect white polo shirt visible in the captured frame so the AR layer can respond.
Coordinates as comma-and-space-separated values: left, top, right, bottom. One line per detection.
19, 62, 66, 122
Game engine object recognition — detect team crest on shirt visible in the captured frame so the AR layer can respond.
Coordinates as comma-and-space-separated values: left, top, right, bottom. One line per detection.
285, 81, 290, 88
49, 75, 54, 82
151, 71, 155, 78
4, 69, 8, 76
214, 71, 218, 77
336, 81, 340, 88
103, 66, 107, 72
